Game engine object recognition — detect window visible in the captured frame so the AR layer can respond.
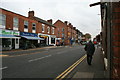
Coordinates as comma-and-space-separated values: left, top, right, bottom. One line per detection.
13, 17, 19, 28
58, 32, 60, 37
62, 28, 64, 32
47, 26, 50, 33
0, 13, 6, 28
24, 21, 28, 28
42, 24, 45, 32
62, 33, 64, 37
32, 23, 36, 30
51, 38, 55, 44
52, 27, 54, 34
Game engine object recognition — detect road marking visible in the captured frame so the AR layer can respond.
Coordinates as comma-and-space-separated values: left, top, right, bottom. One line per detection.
0, 67, 8, 70
28, 55, 52, 62
54, 54, 87, 80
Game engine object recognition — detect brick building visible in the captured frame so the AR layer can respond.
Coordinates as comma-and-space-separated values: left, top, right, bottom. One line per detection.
28, 11, 56, 46
90, 1, 120, 79
54, 20, 68, 45
54, 20, 78, 45
0, 8, 56, 50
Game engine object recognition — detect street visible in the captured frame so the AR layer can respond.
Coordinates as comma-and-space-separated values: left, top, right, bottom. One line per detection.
1, 45, 86, 78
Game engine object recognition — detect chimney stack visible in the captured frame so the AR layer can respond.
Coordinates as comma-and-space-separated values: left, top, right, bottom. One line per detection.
47, 19, 52, 24
28, 11, 34, 18
64, 21, 68, 25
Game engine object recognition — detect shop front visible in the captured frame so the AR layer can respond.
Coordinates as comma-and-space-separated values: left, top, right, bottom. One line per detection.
38, 33, 56, 46
0, 29, 20, 50
38, 33, 49, 46
56, 38, 61, 46
20, 32, 44, 49
49, 35, 56, 46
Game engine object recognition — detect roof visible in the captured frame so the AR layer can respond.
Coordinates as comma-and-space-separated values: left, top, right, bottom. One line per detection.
0, 8, 27, 18
33, 17, 56, 28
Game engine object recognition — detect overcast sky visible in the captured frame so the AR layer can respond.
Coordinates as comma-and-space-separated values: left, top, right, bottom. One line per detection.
1, 0, 101, 39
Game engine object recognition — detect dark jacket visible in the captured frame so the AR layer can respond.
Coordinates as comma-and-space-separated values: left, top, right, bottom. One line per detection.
84, 41, 95, 55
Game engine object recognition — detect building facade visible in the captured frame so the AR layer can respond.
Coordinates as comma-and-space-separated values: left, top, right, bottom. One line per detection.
54, 20, 68, 46
90, 1, 120, 79
54, 20, 78, 46
0, 8, 56, 50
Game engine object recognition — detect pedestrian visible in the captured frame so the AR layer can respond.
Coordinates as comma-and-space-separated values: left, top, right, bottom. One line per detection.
84, 40, 95, 65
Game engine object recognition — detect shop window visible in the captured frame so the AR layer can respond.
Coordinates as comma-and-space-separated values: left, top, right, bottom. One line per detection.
51, 38, 55, 44
32, 23, 36, 30
24, 21, 28, 29
47, 26, 50, 33
0, 13, 6, 29
2, 39, 11, 47
13, 17, 19, 28
42, 24, 45, 32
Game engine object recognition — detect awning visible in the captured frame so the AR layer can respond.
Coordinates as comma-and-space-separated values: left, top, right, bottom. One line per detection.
21, 36, 44, 40
0, 34, 20, 38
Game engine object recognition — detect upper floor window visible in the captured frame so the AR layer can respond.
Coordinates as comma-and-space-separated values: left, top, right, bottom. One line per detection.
32, 23, 36, 30
0, 13, 6, 29
62, 33, 64, 37
42, 24, 45, 32
24, 21, 28, 29
52, 27, 54, 34
47, 26, 50, 34
58, 32, 60, 37
13, 17, 19, 28
62, 28, 64, 32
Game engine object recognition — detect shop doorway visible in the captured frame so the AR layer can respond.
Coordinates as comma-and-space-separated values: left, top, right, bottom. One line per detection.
12, 39, 15, 49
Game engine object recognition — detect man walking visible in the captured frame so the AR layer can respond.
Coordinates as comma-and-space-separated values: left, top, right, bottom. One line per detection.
84, 40, 95, 65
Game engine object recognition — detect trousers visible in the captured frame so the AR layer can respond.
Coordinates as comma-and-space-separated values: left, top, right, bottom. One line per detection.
87, 54, 93, 65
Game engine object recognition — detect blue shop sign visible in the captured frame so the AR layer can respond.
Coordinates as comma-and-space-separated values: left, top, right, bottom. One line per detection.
20, 32, 37, 37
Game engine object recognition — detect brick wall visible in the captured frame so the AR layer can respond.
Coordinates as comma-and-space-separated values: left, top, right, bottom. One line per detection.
54, 20, 68, 44
111, 2, 120, 79
0, 9, 38, 33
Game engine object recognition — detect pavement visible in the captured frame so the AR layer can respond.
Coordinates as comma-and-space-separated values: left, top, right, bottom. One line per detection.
66, 47, 107, 80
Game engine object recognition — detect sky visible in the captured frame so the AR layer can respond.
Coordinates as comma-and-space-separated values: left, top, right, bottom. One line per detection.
1, 0, 101, 39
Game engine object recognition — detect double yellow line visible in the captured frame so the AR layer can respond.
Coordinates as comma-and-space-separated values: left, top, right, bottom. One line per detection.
54, 54, 87, 80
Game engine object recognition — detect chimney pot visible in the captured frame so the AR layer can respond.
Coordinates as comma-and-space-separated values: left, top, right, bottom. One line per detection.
28, 11, 34, 18
47, 19, 52, 24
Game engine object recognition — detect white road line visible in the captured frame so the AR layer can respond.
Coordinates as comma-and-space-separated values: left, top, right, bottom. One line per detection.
0, 67, 8, 70
28, 55, 52, 62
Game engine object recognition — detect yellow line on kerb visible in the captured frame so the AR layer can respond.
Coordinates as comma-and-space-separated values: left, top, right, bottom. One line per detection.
54, 54, 87, 80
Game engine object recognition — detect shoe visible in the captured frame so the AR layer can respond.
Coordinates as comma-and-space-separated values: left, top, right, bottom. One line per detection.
88, 63, 91, 65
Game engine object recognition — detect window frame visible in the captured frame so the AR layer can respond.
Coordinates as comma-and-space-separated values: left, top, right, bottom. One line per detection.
42, 24, 45, 32
24, 20, 28, 29
32, 23, 36, 30
0, 13, 6, 28
47, 26, 50, 34
13, 17, 19, 28
52, 27, 54, 34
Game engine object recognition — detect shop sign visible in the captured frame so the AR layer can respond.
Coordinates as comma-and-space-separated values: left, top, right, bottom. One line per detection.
38, 33, 49, 38
20, 32, 37, 37
0, 29, 19, 35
